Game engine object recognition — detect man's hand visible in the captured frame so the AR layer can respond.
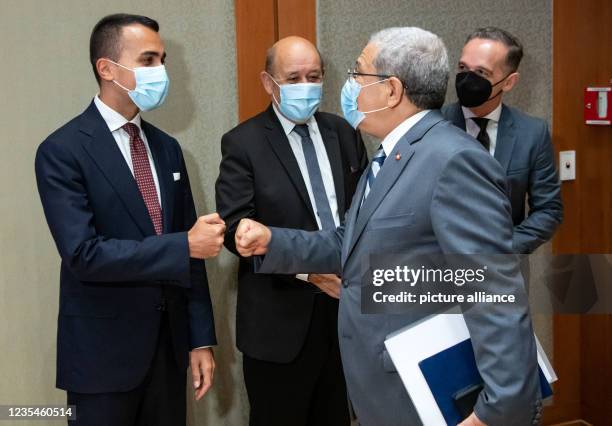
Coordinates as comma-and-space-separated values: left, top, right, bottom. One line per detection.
235, 218, 271, 257
188, 213, 226, 259
308, 274, 341, 299
458, 412, 486, 426
190, 347, 215, 401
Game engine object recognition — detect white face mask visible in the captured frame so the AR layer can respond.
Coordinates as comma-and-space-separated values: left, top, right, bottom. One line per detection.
105, 59, 170, 111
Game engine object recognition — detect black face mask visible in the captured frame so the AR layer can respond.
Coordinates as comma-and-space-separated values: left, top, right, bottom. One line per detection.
455, 71, 508, 108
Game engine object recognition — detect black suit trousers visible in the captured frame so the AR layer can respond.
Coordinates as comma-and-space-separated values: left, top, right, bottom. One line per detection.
243, 294, 350, 426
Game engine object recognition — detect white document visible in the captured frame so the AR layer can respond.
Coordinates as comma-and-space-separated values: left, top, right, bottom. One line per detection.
384, 306, 467, 425
384, 307, 557, 426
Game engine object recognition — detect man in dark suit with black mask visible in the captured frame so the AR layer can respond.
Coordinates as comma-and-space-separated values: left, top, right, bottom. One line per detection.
443, 27, 562, 254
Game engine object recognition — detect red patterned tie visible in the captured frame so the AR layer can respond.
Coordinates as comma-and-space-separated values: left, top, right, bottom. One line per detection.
122, 123, 163, 235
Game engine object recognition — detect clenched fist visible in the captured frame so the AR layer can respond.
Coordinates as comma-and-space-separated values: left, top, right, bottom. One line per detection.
188, 213, 226, 259
235, 218, 271, 257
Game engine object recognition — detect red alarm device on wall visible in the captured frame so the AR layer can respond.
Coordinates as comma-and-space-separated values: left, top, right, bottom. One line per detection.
584, 86, 611, 125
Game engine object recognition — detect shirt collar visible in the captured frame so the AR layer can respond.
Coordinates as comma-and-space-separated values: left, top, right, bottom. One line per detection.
272, 103, 318, 137
380, 110, 431, 156
461, 102, 502, 123
94, 95, 142, 133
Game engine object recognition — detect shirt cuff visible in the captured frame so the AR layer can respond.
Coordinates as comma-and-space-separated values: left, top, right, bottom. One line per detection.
296, 274, 309, 282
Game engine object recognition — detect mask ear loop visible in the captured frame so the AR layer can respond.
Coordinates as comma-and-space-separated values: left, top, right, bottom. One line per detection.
362, 105, 390, 114
103, 58, 134, 93
265, 72, 284, 108
486, 72, 514, 102
112, 80, 132, 93
358, 78, 392, 114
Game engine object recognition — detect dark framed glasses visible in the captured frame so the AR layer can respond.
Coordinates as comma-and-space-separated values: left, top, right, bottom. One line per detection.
347, 68, 392, 82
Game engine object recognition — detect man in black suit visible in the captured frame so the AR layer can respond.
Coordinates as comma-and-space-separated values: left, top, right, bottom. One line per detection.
35, 14, 221, 426
442, 27, 562, 254
215, 36, 367, 426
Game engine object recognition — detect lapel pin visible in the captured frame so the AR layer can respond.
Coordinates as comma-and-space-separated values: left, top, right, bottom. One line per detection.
395, 153, 401, 161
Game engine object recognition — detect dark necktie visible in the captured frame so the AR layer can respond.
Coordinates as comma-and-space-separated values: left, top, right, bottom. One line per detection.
293, 124, 336, 230
471, 117, 491, 151
122, 123, 163, 235
364, 145, 386, 201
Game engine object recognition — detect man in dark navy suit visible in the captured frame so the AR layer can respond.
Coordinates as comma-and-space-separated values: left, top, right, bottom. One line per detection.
35, 14, 221, 426
443, 27, 562, 254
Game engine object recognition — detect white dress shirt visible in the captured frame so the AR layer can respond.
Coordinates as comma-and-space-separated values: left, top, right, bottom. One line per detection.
359, 110, 431, 208
461, 103, 502, 156
93, 95, 162, 205
272, 104, 340, 283
272, 104, 340, 228
380, 110, 432, 160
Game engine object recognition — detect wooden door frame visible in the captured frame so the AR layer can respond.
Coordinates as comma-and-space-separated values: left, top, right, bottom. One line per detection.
545, 0, 612, 424
235, 0, 316, 122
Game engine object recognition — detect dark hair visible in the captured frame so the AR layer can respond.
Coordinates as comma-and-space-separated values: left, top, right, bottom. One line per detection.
466, 27, 523, 72
264, 44, 325, 76
89, 13, 159, 84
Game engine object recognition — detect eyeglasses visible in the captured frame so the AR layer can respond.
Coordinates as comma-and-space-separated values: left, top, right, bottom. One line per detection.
347, 69, 410, 92
347, 68, 392, 82
268, 73, 324, 84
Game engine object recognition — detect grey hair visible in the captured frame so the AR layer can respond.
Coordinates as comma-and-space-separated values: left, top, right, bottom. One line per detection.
369, 27, 449, 110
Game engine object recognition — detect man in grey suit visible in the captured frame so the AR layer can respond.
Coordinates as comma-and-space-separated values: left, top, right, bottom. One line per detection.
443, 27, 562, 254
234, 27, 542, 426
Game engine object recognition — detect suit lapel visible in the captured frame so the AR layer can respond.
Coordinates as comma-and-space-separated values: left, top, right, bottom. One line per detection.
79, 102, 156, 237
345, 111, 444, 261
494, 105, 517, 172
341, 168, 368, 265
346, 147, 415, 260
448, 102, 467, 130
316, 113, 346, 217
142, 121, 174, 233
263, 106, 317, 221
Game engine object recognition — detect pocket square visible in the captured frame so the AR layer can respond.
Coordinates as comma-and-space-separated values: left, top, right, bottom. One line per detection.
173, 172, 181, 181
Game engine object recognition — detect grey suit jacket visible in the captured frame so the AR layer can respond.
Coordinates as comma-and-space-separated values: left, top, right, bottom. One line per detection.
257, 110, 543, 426
442, 102, 563, 254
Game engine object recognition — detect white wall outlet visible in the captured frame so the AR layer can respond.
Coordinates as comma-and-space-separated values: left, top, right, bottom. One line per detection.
559, 150, 576, 181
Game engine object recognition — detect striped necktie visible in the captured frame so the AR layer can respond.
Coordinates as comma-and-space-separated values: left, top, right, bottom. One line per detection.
363, 145, 386, 201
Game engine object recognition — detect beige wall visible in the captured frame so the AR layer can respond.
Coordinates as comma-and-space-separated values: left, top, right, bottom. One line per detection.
317, 0, 552, 120
0, 1, 246, 425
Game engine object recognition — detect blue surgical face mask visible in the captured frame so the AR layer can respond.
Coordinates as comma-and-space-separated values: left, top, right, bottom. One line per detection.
268, 74, 322, 123
107, 59, 170, 112
340, 77, 390, 129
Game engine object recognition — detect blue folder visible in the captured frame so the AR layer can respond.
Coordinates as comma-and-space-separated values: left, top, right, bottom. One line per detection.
418, 339, 552, 426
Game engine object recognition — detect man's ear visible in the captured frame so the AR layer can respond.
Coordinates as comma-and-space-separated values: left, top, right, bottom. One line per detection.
502, 72, 519, 93
260, 71, 274, 96
96, 58, 115, 82
387, 77, 405, 108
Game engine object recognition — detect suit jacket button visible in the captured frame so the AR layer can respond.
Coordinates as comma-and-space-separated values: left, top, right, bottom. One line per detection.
342, 280, 349, 288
